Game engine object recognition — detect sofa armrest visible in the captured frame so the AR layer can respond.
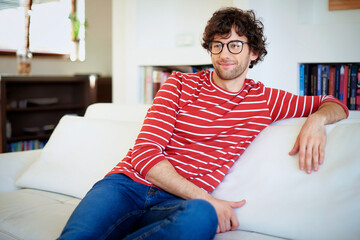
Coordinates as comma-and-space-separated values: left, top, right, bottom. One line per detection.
0, 149, 41, 192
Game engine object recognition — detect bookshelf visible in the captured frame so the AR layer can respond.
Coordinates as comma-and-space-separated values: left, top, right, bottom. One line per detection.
299, 63, 360, 111
0, 75, 112, 153
139, 64, 213, 104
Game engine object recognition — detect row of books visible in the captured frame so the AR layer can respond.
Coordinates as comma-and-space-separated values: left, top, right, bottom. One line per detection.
8, 139, 47, 152
140, 65, 214, 104
299, 63, 360, 110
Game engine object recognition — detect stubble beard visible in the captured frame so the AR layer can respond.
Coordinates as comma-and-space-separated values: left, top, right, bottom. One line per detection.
214, 54, 250, 81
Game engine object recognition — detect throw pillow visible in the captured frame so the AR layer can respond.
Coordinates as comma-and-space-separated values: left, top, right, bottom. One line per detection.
16, 115, 142, 199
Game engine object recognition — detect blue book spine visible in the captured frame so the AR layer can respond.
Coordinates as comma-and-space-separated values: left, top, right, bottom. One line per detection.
317, 64, 322, 96
334, 66, 341, 100
321, 65, 329, 95
299, 64, 305, 96
339, 65, 345, 102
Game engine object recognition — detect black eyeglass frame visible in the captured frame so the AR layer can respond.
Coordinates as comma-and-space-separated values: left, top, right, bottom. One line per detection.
208, 40, 248, 55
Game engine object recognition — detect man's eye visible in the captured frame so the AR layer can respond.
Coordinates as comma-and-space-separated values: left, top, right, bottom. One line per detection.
230, 43, 241, 49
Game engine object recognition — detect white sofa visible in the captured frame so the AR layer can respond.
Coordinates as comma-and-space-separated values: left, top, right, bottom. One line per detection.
0, 103, 359, 240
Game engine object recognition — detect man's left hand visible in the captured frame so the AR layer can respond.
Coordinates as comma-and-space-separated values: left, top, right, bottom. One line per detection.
289, 114, 327, 174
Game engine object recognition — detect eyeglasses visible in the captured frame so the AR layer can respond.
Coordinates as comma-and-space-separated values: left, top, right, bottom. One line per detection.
208, 40, 248, 55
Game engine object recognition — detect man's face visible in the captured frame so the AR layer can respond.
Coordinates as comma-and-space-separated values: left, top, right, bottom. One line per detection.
211, 28, 258, 83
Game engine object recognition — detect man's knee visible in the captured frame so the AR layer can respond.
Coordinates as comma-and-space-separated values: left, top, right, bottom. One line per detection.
184, 199, 218, 233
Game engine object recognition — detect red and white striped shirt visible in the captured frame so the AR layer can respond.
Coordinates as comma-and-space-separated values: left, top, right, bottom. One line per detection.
108, 70, 349, 192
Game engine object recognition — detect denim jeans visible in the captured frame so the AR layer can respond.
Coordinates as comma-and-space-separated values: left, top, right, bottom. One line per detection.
58, 173, 218, 240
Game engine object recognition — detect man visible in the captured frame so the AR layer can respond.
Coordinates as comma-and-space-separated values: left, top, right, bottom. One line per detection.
59, 7, 348, 240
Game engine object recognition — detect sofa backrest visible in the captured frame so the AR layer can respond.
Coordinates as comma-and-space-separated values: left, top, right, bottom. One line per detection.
85, 103, 360, 125
84, 103, 151, 122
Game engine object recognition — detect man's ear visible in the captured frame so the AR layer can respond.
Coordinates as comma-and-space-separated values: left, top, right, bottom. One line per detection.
250, 51, 258, 62
249, 51, 258, 69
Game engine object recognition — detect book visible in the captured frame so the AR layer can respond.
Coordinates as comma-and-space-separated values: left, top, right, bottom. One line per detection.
299, 64, 305, 96
339, 65, 345, 103
334, 66, 341, 100
347, 65, 352, 107
339, 65, 349, 106
310, 65, 318, 96
349, 64, 359, 110
328, 66, 336, 96
152, 69, 163, 99
304, 64, 310, 96
160, 71, 171, 86
357, 67, 360, 111
321, 65, 329, 95
143, 66, 173, 103
144, 66, 154, 104
317, 64, 322, 96
7, 140, 47, 152
298, 64, 310, 96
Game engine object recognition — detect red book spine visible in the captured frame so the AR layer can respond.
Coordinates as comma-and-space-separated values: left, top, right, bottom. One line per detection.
328, 66, 336, 96
343, 65, 349, 107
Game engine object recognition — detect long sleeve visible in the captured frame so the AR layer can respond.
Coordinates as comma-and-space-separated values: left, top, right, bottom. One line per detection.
264, 88, 349, 123
131, 73, 182, 178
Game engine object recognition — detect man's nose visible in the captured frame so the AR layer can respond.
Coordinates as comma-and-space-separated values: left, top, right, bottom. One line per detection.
219, 45, 232, 58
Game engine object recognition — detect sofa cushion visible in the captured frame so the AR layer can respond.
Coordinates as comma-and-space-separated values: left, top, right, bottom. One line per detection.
16, 115, 142, 199
0, 191, 280, 240
0, 189, 80, 240
0, 150, 41, 193
214, 230, 282, 240
211, 119, 360, 240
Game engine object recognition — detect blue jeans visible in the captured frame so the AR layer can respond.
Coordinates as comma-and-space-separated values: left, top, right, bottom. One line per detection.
58, 173, 218, 240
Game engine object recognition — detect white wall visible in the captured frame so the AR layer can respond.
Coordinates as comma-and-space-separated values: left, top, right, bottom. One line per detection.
247, 0, 360, 93
112, 0, 360, 104
112, 0, 244, 104
0, 0, 112, 76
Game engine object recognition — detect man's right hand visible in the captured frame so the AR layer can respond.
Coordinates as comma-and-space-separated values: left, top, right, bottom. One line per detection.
146, 160, 246, 233
207, 197, 246, 233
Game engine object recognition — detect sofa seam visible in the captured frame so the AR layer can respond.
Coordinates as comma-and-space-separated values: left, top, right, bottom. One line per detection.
0, 229, 23, 240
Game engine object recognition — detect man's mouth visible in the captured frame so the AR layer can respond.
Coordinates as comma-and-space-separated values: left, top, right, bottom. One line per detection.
219, 62, 235, 67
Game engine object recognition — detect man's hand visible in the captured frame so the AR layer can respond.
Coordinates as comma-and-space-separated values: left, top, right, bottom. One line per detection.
147, 160, 246, 233
206, 197, 246, 233
289, 102, 347, 174
289, 114, 326, 174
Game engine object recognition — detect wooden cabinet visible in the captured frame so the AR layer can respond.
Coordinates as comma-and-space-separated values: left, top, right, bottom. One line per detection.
0, 76, 93, 153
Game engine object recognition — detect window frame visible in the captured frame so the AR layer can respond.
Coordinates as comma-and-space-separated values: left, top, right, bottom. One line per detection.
0, 0, 76, 58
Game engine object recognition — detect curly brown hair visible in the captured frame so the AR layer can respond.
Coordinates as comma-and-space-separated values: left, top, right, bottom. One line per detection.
202, 7, 267, 68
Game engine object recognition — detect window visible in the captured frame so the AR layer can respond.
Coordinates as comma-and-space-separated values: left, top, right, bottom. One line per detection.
0, 0, 85, 61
